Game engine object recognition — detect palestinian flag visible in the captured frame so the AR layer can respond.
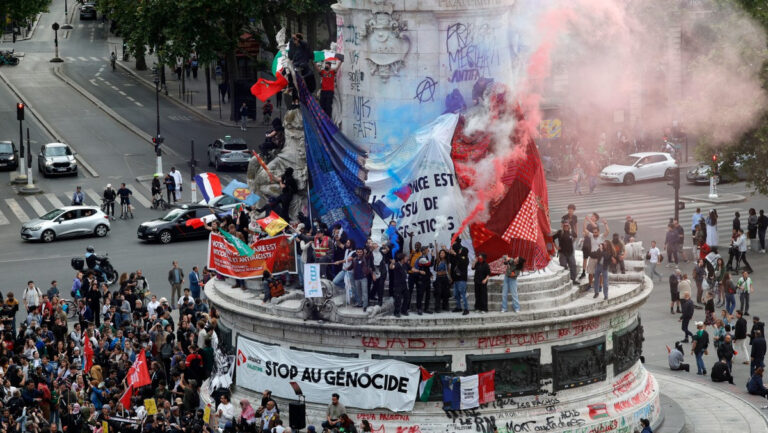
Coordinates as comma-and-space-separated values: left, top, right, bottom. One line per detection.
219, 228, 254, 257
418, 367, 435, 402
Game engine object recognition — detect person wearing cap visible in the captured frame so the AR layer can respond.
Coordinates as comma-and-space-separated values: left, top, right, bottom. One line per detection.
102, 184, 116, 220
691, 321, 709, 375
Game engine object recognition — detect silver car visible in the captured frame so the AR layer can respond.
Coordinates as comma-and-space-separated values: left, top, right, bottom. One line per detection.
38, 142, 78, 177
21, 206, 111, 243
207, 136, 250, 171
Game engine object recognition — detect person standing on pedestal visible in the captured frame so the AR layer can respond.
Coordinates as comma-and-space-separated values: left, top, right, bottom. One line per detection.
318, 60, 342, 118
501, 255, 524, 313
447, 237, 470, 315
472, 253, 490, 313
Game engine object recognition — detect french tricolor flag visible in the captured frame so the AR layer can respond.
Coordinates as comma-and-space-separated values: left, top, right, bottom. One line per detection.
195, 172, 223, 203
372, 184, 413, 220
441, 370, 495, 410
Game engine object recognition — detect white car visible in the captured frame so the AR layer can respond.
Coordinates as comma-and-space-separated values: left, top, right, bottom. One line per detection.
600, 152, 677, 185
21, 206, 110, 243
198, 194, 243, 211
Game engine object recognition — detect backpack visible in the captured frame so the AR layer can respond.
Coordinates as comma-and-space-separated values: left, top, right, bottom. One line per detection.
160, 343, 173, 360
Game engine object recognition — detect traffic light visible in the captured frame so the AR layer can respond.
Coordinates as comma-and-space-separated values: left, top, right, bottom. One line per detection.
712, 154, 719, 176
153, 135, 164, 156
16, 103, 24, 121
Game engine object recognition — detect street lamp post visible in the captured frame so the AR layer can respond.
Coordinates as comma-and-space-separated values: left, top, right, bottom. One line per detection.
153, 69, 163, 175
50, 23, 63, 62
190, 140, 197, 203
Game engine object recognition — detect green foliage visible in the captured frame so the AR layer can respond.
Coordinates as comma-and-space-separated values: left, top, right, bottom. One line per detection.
0, 0, 49, 23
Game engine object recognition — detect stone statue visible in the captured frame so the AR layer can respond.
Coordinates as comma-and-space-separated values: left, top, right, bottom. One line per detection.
246, 107, 308, 222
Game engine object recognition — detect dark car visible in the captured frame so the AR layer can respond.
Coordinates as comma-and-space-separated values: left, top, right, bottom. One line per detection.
207, 136, 250, 171
137, 204, 220, 244
0, 141, 18, 170
80, 3, 97, 20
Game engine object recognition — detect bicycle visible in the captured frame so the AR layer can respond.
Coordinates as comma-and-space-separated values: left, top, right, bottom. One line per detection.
61, 298, 78, 319
120, 201, 134, 219
101, 198, 115, 220
152, 193, 170, 210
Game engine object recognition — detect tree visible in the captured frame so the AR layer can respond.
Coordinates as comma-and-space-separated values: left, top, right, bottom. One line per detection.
0, 0, 49, 29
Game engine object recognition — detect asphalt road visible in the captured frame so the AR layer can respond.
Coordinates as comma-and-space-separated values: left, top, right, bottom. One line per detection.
2, 2, 768, 406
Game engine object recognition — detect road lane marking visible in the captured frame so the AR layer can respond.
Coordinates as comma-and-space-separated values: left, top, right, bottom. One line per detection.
89, 79, 98, 86
84, 188, 102, 205
90, 57, 101, 61
78, 57, 88, 61
126, 96, 135, 101
65, 57, 76, 62
118, 90, 126, 96
5, 199, 29, 223
97, 77, 104, 81
44, 193, 65, 209
127, 184, 151, 208
111, 86, 119, 90
24, 196, 47, 216
0, 208, 9, 226
134, 101, 144, 107
103, 81, 111, 85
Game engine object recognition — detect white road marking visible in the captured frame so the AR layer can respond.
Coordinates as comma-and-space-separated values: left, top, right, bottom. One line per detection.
5, 198, 29, 223
89, 79, 98, 86
103, 81, 111, 85
0, 208, 9, 226
78, 57, 88, 61
134, 101, 144, 107
44, 193, 65, 209
65, 57, 76, 62
127, 184, 151, 208
126, 96, 135, 101
84, 188, 102, 205
24, 196, 47, 216
96, 76, 104, 81
118, 90, 126, 96
111, 86, 119, 90
90, 57, 100, 61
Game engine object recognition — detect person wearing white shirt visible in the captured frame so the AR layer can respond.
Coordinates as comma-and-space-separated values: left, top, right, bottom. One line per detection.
647, 241, 662, 282
170, 167, 183, 202
734, 229, 754, 273
737, 270, 754, 315
217, 394, 234, 429
22, 281, 42, 313
147, 295, 160, 318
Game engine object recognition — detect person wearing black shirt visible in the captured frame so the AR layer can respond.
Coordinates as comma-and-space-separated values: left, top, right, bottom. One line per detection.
287, 33, 316, 93
561, 204, 578, 240
390, 253, 408, 317
554, 222, 577, 284
447, 237, 470, 315
757, 209, 768, 252
472, 253, 491, 313
710, 359, 734, 384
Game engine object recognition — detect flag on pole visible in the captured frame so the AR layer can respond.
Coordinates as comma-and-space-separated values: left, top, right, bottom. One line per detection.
185, 213, 218, 229
222, 180, 251, 200
119, 385, 133, 410
219, 228, 254, 257
127, 349, 152, 389
194, 172, 223, 203
257, 211, 289, 236
251, 70, 289, 102
418, 367, 435, 402
83, 335, 94, 373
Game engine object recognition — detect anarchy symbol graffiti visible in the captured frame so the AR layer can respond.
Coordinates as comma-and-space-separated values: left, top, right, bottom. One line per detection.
414, 76, 437, 103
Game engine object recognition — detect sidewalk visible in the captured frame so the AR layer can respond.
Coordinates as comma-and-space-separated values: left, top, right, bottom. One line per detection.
650, 367, 768, 433
113, 48, 281, 129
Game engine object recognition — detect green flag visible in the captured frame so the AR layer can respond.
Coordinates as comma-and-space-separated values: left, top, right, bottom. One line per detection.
418, 367, 434, 402
219, 228, 254, 257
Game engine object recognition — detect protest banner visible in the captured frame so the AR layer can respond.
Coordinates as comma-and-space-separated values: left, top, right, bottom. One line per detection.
207, 233, 296, 279
303, 263, 323, 297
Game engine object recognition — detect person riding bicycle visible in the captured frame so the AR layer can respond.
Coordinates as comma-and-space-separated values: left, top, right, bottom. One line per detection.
151, 174, 164, 208
116, 183, 133, 219
85, 246, 108, 282
103, 184, 116, 220
110, 52, 117, 71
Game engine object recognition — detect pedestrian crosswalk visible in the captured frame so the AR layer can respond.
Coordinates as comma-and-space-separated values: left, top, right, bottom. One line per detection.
0, 183, 159, 227
64, 56, 111, 63
546, 180, 750, 244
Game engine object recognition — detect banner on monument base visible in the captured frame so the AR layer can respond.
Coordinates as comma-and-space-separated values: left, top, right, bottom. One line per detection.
303, 264, 323, 297
207, 233, 296, 279
235, 336, 420, 412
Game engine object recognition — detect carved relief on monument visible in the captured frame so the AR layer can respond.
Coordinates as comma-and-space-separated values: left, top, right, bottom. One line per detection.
363, 0, 410, 80
552, 338, 607, 391
612, 321, 645, 375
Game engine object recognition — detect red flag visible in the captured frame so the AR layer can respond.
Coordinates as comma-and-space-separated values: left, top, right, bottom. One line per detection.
478, 370, 495, 405
185, 218, 205, 229
127, 349, 151, 388
251, 70, 288, 102
83, 335, 94, 373
119, 385, 133, 410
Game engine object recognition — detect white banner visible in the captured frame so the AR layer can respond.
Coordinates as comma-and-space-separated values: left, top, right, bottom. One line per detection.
366, 113, 473, 256
236, 336, 420, 412
303, 264, 323, 297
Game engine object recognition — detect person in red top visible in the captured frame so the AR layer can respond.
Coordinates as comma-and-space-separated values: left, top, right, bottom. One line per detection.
318, 60, 342, 117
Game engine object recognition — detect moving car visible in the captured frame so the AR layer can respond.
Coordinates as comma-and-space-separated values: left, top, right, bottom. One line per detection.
599, 152, 677, 185
21, 206, 110, 243
208, 136, 250, 171
137, 204, 221, 244
686, 161, 748, 184
38, 142, 78, 177
0, 141, 18, 170
80, 3, 97, 20
198, 194, 244, 211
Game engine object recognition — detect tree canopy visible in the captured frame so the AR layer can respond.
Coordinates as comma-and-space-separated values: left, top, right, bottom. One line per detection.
0, 0, 49, 24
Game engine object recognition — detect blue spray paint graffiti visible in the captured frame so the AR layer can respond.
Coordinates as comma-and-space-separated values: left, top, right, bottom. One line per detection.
415, 77, 438, 103
446, 22, 501, 83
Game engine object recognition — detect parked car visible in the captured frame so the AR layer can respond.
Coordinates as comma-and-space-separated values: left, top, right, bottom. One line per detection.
686, 161, 748, 184
208, 136, 250, 171
0, 141, 18, 170
599, 152, 677, 185
21, 206, 110, 243
137, 204, 221, 244
198, 194, 244, 211
38, 142, 78, 177
80, 3, 97, 20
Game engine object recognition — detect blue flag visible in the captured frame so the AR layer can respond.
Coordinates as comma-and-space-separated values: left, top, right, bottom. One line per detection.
441, 375, 461, 410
